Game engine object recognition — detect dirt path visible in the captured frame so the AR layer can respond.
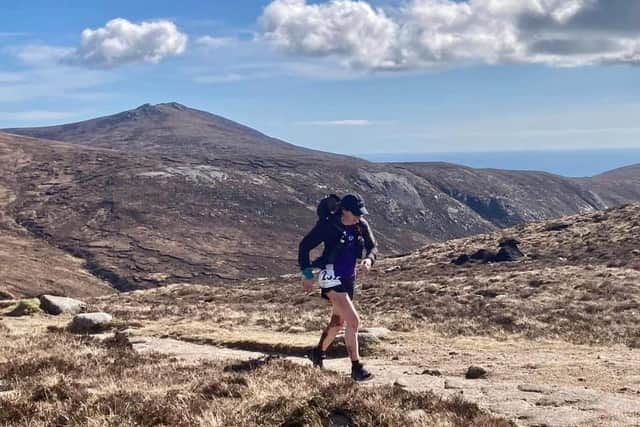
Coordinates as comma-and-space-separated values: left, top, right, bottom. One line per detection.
130, 335, 640, 427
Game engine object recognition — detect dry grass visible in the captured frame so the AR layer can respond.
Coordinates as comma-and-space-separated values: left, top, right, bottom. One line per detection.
92, 204, 640, 348
0, 328, 511, 427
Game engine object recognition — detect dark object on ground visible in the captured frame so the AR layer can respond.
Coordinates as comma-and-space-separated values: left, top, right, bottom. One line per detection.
466, 366, 488, 379
453, 238, 524, 265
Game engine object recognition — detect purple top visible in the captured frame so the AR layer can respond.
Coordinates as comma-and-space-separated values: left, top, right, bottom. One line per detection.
333, 225, 359, 279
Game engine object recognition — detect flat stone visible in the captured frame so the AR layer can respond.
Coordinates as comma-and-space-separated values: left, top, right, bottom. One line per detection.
39, 295, 87, 315
69, 312, 113, 334
359, 327, 391, 339
518, 384, 553, 394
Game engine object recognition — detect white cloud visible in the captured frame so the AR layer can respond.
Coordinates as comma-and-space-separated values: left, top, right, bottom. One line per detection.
260, 0, 640, 69
261, 0, 398, 69
15, 45, 74, 66
196, 35, 233, 48
73, 18, 188, 68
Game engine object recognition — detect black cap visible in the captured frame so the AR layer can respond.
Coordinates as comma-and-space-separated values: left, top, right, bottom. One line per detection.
341, 194, 368, 216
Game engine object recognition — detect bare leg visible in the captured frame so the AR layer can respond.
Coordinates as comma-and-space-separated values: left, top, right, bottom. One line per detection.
327, 291, 360, 362
318, 312, 345, 352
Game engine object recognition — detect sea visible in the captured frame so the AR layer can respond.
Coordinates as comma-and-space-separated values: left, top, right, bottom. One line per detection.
359, 148, 640, 178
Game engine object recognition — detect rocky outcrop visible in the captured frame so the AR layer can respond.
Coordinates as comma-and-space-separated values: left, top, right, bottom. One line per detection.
39, 295, 87, 315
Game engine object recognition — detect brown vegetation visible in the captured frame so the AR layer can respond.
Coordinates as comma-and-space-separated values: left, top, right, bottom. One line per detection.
93, 203, 640, 348
0, 327, 511, 426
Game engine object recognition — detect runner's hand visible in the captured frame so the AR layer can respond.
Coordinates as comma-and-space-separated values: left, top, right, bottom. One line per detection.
302, 279, 315, 293
360, 258, 372, 273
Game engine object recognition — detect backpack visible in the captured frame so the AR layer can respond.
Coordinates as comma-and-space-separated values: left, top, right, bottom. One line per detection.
316, 194, 341, 221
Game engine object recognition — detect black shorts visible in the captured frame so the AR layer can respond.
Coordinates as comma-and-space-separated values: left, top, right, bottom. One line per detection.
321, 277, 355, 301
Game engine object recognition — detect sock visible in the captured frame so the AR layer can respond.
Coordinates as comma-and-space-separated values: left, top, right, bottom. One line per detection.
351, 360, 362, 369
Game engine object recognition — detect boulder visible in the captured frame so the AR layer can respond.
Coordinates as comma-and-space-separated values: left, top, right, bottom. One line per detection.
39, 295, 87, 315
465, 366, 488, 379
359, 327, 391, 340
69, 312, 112, 334
453, 238, 525, 265
495, 239, 524, 262
329, 328, 389, 357
518, 384, 553, 394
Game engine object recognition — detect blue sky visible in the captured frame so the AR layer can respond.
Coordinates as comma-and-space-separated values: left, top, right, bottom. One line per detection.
1, 0, 640, 158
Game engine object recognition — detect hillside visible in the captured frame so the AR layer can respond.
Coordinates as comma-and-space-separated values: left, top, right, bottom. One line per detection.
2, 103, 640, 293
577, 164, 640, 206
0, 133, 113, 298
64, 202, 640, 426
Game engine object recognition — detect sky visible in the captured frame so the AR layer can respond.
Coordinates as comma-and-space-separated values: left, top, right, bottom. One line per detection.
1, 0, 640, 159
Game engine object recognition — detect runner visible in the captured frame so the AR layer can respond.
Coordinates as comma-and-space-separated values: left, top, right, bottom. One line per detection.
298, 194, 378, 381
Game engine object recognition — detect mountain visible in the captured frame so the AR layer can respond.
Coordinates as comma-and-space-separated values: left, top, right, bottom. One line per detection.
576, 164, 640, 206
390, 162, 605, 227
2, 103, 640, 293
4, 102, 348, 163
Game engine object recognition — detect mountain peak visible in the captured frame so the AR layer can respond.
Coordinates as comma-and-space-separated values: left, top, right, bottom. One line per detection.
131, 102, 187, 114
3, 102, 330, 161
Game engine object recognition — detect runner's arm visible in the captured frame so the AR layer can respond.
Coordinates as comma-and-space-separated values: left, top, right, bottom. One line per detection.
361, 219, 378, 265
298, 221, 325, 272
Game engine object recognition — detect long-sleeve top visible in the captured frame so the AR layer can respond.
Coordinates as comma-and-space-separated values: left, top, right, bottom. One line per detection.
298, 216, 378, 271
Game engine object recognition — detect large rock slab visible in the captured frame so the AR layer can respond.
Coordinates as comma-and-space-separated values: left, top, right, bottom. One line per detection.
39, 295, 87, 315
69, 312, 112, 334
329, 328, 391, 357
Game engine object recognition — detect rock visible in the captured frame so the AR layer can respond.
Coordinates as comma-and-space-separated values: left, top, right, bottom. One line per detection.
287, 326, 306, 334
453, 239, 524, 265
39, 295, 87, 315
393, 378, 409, 388
421, 369, 442, 376
494, 240, 524, 262
359, 327, 391, 340
475, 289, 499, 298
7, 299, 42, 317
470, 249, 497, 262
544, 222, 570, 232
518, 384, 553, 394
465, 366, 488, 379
330, 330, 382, 357
69, 312, 113, 334
452, 254, 470, 265
633, 249, 640, 256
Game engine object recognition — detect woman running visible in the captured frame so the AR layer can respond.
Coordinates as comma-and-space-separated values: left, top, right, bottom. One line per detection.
298, 194, 378, 381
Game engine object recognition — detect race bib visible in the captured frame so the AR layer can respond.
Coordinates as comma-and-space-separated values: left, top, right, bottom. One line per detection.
318, 264, 342, 289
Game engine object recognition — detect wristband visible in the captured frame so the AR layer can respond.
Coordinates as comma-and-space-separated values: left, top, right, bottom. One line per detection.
301, 268, 314, 280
